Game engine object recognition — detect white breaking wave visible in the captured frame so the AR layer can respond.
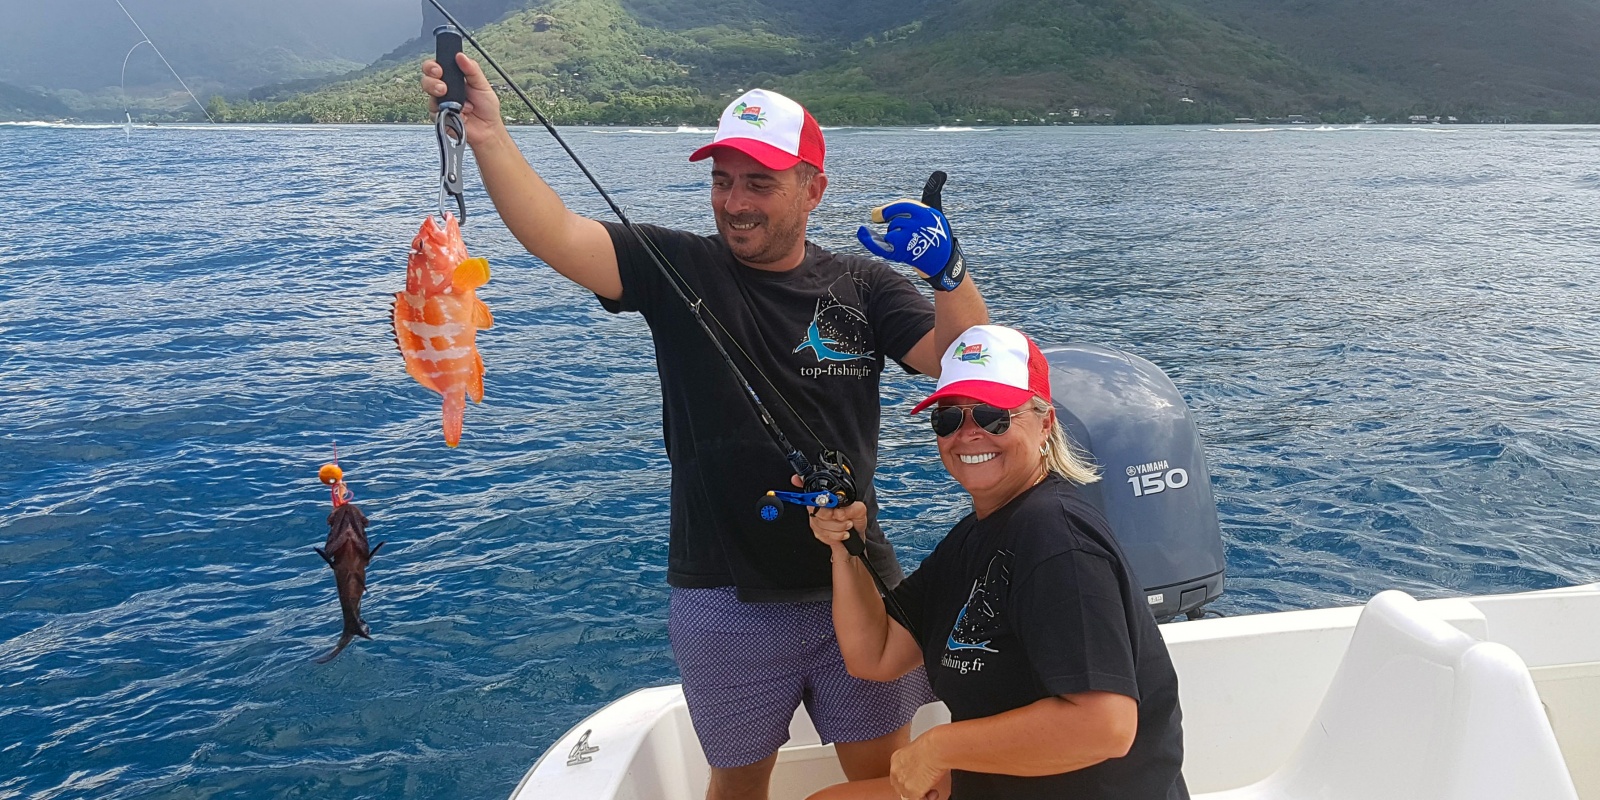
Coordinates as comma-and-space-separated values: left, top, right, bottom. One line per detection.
1, 121, 123, 130
916, 126, 997, 132
1208, 124, 1457, 134
0, 121, 310, 132
583, 126, 714, 135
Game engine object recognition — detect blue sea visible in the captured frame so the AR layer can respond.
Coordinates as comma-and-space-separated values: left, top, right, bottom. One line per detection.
3, 121, 1598, 799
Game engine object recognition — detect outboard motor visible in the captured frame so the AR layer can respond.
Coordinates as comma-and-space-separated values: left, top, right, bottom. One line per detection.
1045, 344, 1225, 620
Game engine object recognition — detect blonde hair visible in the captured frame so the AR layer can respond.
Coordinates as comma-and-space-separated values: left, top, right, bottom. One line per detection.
1031, 397, 1100, 485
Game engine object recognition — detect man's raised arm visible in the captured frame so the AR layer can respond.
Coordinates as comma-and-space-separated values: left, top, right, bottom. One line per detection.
922, 273, 989, 375
422, 54, 621, 301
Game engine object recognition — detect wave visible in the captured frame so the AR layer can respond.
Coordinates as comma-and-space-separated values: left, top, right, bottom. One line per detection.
915, 126, 997, 132
1207, 125, 1361, 133
587, 127, 714, 135
1208, 124, 1457, 134
0, 121, 318, 133
129, 124, 286, 132
1, 121, 126, 130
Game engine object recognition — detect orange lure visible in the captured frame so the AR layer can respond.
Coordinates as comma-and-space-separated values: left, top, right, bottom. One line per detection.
392, 213, 493, 446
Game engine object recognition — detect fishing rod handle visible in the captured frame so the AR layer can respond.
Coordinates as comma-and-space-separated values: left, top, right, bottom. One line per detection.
434, 25, 467, 106
844, 528, 867, 557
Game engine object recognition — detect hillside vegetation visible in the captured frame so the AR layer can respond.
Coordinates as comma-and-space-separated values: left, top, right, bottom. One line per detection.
221, 0, 854, 124
1, 0, 417, 121
64, 0, 1600, 124
1188, 0, 1600, 119
0, 82, 69, 122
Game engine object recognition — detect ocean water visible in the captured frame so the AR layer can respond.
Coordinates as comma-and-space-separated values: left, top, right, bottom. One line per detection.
3, 122, 1598, 799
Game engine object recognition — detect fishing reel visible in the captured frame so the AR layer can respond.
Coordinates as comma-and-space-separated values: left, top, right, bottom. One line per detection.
757, 449, 856, 527
759, 449, 877, 566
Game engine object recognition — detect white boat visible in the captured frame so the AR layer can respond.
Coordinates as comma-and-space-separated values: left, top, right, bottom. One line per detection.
510, 583, 1599, 800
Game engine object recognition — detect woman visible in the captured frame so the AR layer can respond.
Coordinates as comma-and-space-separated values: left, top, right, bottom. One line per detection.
808, 324, 1188, 800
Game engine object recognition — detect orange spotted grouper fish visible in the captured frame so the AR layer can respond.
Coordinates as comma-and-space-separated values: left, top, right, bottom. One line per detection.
392, 213, 493, 446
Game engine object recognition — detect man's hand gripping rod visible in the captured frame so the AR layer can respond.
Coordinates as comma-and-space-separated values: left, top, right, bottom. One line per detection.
764, 453, 918, 639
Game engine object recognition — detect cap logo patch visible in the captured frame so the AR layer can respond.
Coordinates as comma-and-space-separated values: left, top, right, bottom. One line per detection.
955, 342, 990, 365
731, 102, 767, 127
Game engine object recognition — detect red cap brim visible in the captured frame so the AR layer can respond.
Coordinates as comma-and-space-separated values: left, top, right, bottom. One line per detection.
910, 380, 1036, 414
689, 138, 802, 171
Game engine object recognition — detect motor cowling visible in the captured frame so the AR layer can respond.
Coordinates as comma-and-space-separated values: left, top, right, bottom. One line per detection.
1045, 344, 1226, 620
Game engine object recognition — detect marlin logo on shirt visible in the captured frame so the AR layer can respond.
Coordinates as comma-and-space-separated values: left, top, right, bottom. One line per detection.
794, 297, 872, 364
794, 319, 870, 362
946, 552, 1011, 653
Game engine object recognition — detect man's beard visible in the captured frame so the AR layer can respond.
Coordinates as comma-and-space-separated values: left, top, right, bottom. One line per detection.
720, 208, 806, 266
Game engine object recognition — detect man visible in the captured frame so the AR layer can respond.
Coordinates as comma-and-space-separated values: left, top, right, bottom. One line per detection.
422, 55, 988, 800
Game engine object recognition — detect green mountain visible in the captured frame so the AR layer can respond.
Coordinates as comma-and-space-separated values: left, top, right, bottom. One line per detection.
0, 82, 70, 122
1186, 0, 1600, 116
225, 0, 799, 123
177, 0, 1600, 125
2, 0, 417, 121
770, 0, 1393, 123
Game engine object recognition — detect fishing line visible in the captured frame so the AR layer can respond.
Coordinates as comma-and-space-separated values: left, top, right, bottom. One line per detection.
426, 0, 916, 633
119, 39, 151, 132
112, 0, 215, 123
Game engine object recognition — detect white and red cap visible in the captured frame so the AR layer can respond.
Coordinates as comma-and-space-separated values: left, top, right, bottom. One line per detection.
689, 88, 826, 172
912, 325, 1052, 413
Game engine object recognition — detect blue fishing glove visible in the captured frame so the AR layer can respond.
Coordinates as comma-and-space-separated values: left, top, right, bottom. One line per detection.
856, 171, 968, 292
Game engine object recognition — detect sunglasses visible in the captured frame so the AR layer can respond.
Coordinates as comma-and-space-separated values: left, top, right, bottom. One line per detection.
931, 403, 1026, 438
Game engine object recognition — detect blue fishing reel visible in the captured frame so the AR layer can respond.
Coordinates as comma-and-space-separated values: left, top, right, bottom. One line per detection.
757, 450, 856, 523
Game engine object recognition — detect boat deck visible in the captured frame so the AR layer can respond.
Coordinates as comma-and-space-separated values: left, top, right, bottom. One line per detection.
514, 583, 1600, 800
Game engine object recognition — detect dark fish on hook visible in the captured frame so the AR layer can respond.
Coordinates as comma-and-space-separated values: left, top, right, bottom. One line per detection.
313, 503, 384, 663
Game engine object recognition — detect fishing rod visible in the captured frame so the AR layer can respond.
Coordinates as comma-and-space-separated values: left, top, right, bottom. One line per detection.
425, 0, 917, 632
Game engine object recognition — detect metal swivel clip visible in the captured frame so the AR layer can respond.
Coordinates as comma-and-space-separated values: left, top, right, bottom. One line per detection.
434, 24, 468, 223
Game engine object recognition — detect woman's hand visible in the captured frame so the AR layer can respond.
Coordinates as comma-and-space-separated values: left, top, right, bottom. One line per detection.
420, 53, 505, 147
890, 731, 950, 800
808, 500, 867, 554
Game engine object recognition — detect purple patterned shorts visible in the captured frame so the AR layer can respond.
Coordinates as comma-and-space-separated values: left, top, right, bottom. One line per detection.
669, 586, 935, 769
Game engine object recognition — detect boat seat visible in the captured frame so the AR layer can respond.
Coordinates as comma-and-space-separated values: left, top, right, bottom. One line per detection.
1195, 590, 1578, 800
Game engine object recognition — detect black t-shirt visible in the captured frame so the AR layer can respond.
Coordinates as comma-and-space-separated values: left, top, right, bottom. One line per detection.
599, 222, 935, 602
891, 476, 1188, 800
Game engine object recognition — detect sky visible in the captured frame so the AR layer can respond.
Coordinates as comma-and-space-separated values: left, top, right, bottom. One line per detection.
1, 0, 423, 92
